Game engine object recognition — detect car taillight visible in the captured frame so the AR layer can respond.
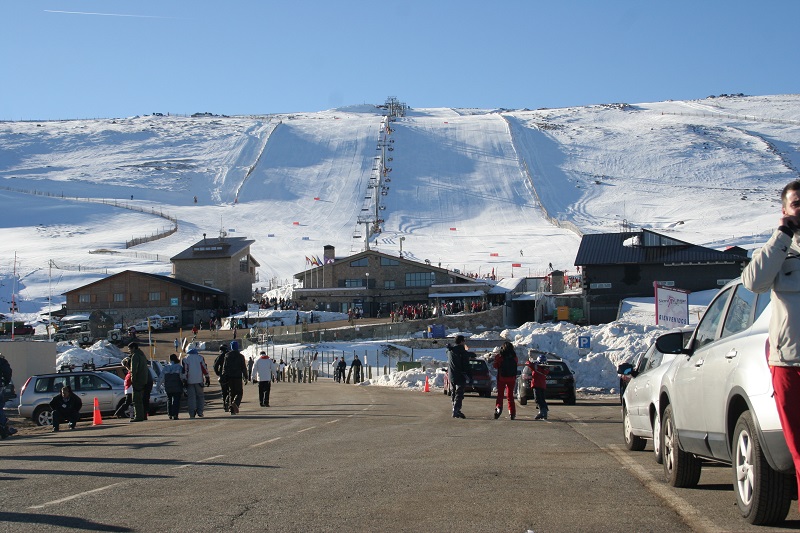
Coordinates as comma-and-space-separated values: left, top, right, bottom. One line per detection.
20, 377, 31, 395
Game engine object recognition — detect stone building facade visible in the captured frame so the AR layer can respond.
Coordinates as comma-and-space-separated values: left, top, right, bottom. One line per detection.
171, 235, 260, 307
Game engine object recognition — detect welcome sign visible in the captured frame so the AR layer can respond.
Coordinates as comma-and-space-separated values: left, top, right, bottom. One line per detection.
654, 283, 690, 326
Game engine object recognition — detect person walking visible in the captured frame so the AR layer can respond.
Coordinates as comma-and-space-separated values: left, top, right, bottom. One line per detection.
50, 385, 82, 432
0, 353, 18, 439
337, 357, 347, 384
158, 353, 184, 419
182, 347, 210, 419
742, 179, 800, 508
351, 355, 363, 383
278, 359, 286, 382
127, 342, 149, 422
252, 351, 275, 407
213, 345, 230, 412
447, 335, 472, 419
332, 357, 340, 382
531, 353, 550, 420
492, 341, 518, 420
247, 356, 255, 382
222, 341, 247, 414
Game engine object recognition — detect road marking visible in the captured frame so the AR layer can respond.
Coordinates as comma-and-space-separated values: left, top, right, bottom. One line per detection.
172, 454, 225, 469
251, 437, 282, 448
297, 426, 315, 433
29, 482, 124, 509
326, 419, 340, 425
605, 445, 723, 533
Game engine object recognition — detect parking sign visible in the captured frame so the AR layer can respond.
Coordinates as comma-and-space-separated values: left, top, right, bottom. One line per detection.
578, 335, 590, 349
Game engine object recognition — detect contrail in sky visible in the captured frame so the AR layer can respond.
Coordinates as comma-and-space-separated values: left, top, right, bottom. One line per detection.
44, 10, 174, 19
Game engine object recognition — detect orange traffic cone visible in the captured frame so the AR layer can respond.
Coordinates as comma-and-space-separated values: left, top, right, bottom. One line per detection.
92, 397, 103, 426
424, 375, 430, 393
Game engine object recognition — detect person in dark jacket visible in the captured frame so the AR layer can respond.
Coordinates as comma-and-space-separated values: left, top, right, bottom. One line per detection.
128, 342, 149, 422
447, 335, 472, 419
223, 341, 248, 414
337, 358, 347, 384
492, 341, 518, 420
50, 385, 82, 431
351, 355, 363, 383
214, 345, 230, 412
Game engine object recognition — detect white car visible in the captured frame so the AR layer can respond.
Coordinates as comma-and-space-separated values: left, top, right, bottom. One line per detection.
621, 342, 677, 463
656, 278, 794, 525
620, 327, 693, 463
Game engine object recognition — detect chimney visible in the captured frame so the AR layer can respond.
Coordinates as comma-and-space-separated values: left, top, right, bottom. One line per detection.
323, 245, 335, 263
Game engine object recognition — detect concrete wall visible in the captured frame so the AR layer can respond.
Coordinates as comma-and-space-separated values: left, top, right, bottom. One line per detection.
0, 340, 58, 386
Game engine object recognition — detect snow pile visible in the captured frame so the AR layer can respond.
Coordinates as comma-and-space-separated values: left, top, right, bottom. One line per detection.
55, 340, 127, 370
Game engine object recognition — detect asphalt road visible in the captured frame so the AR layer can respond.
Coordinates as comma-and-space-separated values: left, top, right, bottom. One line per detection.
2, 380, 799, 532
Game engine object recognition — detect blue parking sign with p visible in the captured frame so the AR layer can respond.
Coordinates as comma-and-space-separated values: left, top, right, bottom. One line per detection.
578, 335, 590, 349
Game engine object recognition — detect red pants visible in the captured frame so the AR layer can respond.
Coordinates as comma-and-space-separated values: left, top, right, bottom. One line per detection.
771, 365, 800, 510
496, 376, 516, 415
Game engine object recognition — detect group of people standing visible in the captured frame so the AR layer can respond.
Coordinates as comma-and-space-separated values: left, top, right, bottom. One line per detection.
332, 355, 363, 383
446, 335, 550, 420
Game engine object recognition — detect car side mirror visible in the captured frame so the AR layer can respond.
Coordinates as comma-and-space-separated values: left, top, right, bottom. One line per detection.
617, 362, 634, 375
655, 331, 686, 355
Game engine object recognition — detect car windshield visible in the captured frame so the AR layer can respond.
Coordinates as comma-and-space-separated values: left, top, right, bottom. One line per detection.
469, 360, 488, 372
545, 362, 570, 376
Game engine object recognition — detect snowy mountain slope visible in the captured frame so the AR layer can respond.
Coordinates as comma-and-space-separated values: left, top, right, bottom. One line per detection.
2, 95, 800, 317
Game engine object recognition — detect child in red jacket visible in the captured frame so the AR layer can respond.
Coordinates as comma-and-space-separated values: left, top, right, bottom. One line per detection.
532, 354, 550, 420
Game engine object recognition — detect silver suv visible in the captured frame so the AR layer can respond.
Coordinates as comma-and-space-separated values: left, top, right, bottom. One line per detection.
18, 367, 127, 426
656, 278, 795, 525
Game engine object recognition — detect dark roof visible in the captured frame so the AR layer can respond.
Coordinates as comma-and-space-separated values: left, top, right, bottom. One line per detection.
64, 270, 225, 296
171, 236, 255, 262
294, 249, 478, 283
574, 229, 750, 266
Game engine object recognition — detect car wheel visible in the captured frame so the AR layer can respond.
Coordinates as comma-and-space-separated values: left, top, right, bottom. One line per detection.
623, 405, 646, 451
733, 411, 793, 525
661, 404, 701, 487
564, 392, 577, 405
652, 409, 664, 464
33, 405, 54, 427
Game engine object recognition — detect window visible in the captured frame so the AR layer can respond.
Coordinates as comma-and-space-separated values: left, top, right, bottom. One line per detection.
406, 272, 435, 287
350, 258, 368, 267
203, 280, 214, 287
384, 280, 396, 290
381, 257, 399, 266
79, 294, 90, 303
149, 292, 161, 301
694, 288, 732, 349
755, 291, 771, 322
113, 293, 125, 302
344, 279, 365, 288
240, 256, 249, 273
721, 285, 757, 339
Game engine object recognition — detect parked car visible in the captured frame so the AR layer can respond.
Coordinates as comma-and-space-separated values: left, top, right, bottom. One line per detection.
443, 358, 493, 397
656, 278, 794, 525
518, 356, 576, 405
619, 326, 694, 462
97, 363, 166, 415
18, 368, 127, 426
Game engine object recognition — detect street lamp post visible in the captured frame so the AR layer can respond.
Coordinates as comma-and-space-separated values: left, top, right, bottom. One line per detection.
365, 272, 370, 317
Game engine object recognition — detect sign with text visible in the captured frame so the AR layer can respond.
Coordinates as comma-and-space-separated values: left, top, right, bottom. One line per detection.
578, 335, 591, 349
654, 283, 690, 326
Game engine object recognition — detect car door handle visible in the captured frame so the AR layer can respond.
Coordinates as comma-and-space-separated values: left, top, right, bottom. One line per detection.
694, 359, 704, 367
725, 349, 738, 359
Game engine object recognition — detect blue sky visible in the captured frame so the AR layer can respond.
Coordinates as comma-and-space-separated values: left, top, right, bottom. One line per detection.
2, 1, 799, 120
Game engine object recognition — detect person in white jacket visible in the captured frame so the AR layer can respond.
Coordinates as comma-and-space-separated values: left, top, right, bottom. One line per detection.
251, 351, 276, 407
741, 179, 800, 511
